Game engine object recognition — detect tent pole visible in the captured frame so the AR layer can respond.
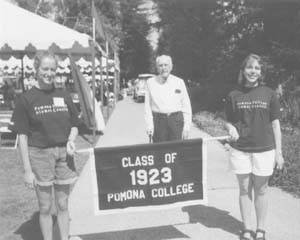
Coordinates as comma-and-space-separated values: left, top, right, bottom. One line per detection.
100, 56, 104, 113
106, 41, 109, 120
91, 0, 96, 145
21, 55, 25, 92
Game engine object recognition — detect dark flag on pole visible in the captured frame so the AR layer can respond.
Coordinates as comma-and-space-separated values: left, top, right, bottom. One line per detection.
91, 1, 107, 43
92, 1, 117, 52
69, 55, 94, 129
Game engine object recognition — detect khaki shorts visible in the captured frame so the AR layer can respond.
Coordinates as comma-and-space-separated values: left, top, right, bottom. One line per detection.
29, 146, 77, 186
229, 147, 275, 176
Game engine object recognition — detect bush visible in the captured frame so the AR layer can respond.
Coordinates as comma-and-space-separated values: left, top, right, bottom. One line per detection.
269, 127, 300, 197
193, 111, 300, 198
193, 111, 227, 137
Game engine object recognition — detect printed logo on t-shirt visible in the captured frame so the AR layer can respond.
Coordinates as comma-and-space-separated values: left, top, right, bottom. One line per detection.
237, 101, 267, 109
53, 97, 65, 107
34, 103, 68, 115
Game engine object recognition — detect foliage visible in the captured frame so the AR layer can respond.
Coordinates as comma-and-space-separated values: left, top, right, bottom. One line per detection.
154, 0, 300, 113
118, 0, 154, 79
153, 0, 217, 82
269, 127, 300, 197
15, 0, 122, 50
193, 111, 227, 138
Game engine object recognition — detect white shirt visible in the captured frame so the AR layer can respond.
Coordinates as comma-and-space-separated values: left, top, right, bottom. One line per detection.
145, 74, 192, 132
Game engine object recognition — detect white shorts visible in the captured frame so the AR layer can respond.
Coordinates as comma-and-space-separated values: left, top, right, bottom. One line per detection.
229, 147, 275, 176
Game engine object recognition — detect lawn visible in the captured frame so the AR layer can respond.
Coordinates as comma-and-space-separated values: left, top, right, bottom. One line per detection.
0, 135, 94, 240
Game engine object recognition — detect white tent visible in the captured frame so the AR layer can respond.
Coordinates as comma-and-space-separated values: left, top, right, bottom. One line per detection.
0, 1, 91, 51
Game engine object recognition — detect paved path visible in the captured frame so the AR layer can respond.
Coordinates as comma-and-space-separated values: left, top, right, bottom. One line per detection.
69, 97, 300, 240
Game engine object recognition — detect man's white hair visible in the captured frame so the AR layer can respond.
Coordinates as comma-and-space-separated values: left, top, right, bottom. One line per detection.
156, 55, 173, 67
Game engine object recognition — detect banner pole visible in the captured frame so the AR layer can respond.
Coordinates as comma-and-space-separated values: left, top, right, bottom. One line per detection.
202, 135, 230, 141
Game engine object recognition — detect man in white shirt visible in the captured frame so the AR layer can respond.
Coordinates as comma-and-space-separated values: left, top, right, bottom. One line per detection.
145, 55, 192, 142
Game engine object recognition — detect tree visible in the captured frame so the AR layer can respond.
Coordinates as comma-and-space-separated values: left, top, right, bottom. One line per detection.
118, 0, 154, 79
154, 0, 217, 82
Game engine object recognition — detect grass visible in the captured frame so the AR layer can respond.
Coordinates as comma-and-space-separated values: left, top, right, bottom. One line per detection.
0, 134, 94, 240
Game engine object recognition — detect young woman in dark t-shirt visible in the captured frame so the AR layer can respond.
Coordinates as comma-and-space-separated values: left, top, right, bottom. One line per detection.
225, 54, 284, 240
11, 51, 80, 240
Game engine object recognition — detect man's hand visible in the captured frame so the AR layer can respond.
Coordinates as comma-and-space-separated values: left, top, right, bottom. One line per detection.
146, 128, 153, 137
182, 129, 189, 140
67, 140, 76, 156
24, 170, 35, 189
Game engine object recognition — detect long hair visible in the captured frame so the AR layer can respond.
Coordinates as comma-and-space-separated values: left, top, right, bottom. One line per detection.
237, 54, 267, 86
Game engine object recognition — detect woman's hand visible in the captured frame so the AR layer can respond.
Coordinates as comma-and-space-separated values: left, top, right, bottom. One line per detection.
67, 140, 76, 156
24, 170, 35, 189
275, 150, 284, 170
227, 124, 239, 142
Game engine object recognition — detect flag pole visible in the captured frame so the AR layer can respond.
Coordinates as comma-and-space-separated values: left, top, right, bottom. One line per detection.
113, 50, 118, 108
91, 0, 96, 145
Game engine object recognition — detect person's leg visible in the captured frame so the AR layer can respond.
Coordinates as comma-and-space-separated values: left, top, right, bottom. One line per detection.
251, 150, 275, 239
253, 175, 269, 238
236, 174, 253, 238
35, 185, 53, 240
167, 112, 184, 141
54, 184, 71, 240
153, 113, 168, 142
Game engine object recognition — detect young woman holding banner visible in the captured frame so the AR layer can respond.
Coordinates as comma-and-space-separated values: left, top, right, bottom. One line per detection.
11, 51, 80, 240
224, 54, 284, 240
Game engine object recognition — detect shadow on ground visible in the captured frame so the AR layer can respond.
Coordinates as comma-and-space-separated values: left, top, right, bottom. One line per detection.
182, 204, 243, 236
15, 212, 42, 240
79, 226, 188, 240
15, 212, 61, 240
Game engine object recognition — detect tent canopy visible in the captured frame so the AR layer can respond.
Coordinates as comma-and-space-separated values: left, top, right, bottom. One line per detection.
0, 1, 101, 60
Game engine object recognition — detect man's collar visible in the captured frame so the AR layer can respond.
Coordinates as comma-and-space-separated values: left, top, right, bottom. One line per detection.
156, 74, 171, 84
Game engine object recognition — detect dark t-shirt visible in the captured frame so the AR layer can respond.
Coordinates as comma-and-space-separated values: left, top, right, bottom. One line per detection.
11, 87, 80, 148
225, 85, 281, 153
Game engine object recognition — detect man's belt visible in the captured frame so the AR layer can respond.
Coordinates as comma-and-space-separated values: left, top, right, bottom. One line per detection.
152, 111, 182, 117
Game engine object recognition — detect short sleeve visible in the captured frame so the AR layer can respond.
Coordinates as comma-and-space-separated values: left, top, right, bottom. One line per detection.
270, 91, 281, 121
10, 95, 30, 135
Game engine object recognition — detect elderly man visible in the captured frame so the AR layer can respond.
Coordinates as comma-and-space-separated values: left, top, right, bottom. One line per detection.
145, 55, 192, 142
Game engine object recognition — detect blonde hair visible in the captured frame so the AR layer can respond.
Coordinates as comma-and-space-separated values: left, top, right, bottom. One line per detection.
33, 51, 58, 73
238, 54, 266, 86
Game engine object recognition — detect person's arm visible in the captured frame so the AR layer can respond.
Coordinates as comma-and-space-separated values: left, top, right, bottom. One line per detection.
66, 127, 78, 156
270, 91, 284, 169
224, 94, 239, 141
18, 134, 35, 188
144, 82, 154, 136
66, 94, 80, 155
181, 81, 192, 139
224, 122, 239, 141
272, 119, 284, 169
